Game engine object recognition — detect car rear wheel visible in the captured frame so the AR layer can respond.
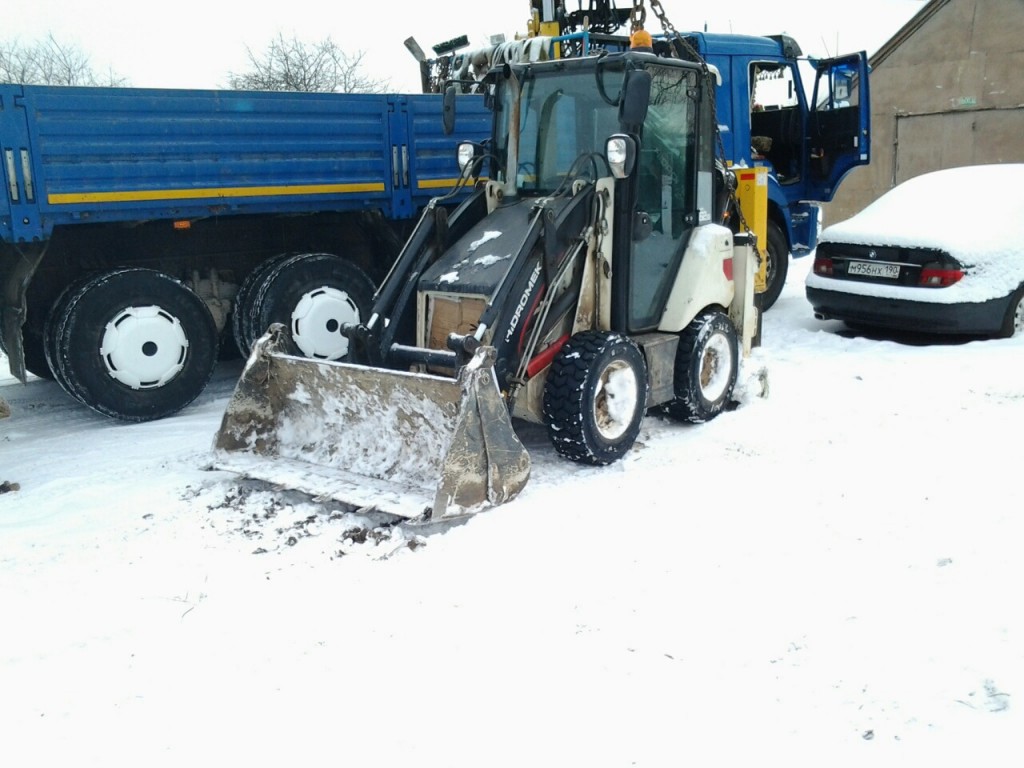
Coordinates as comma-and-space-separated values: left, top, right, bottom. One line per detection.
1002, 284, 1024, 338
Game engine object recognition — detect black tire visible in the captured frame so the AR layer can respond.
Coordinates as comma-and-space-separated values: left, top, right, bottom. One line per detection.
665, 310, 739, 423
49, 268, 218, 422
759, 220, 789, 312
542, 330, 648, 465
249, 253, 377, 361
1001, 284, 1024, 338
44, 275, 100, 400
231, 253, 292, 357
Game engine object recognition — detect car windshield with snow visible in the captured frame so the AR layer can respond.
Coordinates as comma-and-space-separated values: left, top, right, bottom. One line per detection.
805, 164, 1024, 337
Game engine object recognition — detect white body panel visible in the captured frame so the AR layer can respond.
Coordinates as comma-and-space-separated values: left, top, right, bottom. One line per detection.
658, 224, 736, 333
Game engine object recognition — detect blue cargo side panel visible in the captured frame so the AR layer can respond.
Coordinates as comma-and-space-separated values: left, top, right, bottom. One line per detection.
405, 93, 492, 210
7, 86, 404, 241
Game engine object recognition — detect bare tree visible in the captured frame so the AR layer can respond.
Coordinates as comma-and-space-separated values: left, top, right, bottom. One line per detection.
228, 33, 389, 93
0, 34, 127, 86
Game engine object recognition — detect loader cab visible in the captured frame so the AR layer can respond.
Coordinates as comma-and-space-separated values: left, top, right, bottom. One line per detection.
492, 54, 715, 334
619, 60, 715, 332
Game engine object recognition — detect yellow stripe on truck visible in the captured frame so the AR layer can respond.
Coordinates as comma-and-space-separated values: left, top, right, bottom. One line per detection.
48, 182, 387, 205
417, 176, 489, 190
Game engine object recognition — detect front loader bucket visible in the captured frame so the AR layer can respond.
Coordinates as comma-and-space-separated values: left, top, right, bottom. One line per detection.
212, 325, 531, 521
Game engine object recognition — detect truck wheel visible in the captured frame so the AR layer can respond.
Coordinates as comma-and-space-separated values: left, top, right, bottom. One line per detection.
542, 330, 647, 465
44, 275, 99, 400
231, 253, 292, 356
759, 221, 789, 312
49, 268, 218, 422
249, 253, 376, 361
666, 310, 738, 423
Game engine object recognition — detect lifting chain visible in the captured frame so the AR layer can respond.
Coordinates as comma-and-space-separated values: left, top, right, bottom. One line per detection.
629, 0, 646, 30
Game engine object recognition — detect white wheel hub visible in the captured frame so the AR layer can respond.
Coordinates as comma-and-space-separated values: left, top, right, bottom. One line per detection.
594, 360, 640, 441
700, 332, 734, 402
1013, 295, 1024, 336
100, 305, 188, 389
291, 286, 359, 360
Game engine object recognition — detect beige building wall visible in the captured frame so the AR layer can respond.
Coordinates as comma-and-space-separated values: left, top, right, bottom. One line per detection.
822, 0, 1024, 226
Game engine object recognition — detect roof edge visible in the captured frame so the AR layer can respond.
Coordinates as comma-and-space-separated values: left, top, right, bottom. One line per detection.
870, 0, 952, 69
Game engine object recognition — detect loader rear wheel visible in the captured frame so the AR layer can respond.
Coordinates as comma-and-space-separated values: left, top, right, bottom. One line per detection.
249, 253, 376, 362
542, 331, 647, 465
666, 309, 738, 423
48, 268, 218, 422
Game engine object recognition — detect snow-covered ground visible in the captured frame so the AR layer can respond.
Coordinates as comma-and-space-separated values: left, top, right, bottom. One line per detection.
2, 256, 1022, 766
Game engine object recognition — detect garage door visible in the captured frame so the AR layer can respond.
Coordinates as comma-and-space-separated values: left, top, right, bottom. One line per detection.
895, 107, 1024, 184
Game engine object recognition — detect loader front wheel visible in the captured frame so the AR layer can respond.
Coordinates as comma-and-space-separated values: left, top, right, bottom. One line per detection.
542, 331, 647, 465
249, 253, 376, 362
666, 310, 738, 423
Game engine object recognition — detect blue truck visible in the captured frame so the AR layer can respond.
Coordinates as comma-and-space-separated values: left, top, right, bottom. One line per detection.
683, 31, 870, 307
0, 85, 491, 421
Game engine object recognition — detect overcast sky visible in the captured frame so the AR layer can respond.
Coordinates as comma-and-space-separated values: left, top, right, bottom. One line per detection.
7, 0, 927, 92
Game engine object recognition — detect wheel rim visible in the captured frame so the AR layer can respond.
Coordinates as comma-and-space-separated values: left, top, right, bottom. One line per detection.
765, 245, 776, 287
291, 286, 360, 360
1013, 295, 1024, 336
593, 359, 640, 441
699, 332, 734, 402
100, 306, 188, 389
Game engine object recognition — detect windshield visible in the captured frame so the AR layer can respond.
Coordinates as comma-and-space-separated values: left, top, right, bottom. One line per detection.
495, 66, 625, 195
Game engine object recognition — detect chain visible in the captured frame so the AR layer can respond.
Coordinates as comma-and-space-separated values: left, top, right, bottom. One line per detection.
641, 0, 763, 265
630, 0, 646, 29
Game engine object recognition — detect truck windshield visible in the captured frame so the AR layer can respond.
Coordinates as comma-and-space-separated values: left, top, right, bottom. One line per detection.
496, 67, 625, 195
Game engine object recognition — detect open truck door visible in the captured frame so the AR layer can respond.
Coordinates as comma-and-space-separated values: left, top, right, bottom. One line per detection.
806, 52, 871, 201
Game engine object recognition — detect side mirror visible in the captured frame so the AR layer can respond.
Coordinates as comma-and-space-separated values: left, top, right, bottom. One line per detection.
619, 69, 651, 131
442, 85, 457, 135
605, 134, 637, 179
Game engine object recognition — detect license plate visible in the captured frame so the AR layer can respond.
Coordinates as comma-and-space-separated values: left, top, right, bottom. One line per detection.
848, 261, 900, 279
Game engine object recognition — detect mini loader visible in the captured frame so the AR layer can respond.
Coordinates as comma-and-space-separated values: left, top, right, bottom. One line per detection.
213, 49, 760, 522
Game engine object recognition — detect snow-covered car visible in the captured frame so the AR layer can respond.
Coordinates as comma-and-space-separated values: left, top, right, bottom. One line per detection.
806, 164, 1024, 337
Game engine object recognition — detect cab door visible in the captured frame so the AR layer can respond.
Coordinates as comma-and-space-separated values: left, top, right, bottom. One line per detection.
806, 53, 871, 201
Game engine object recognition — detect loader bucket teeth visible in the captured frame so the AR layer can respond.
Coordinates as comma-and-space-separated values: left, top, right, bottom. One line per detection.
212, 324, 530, 520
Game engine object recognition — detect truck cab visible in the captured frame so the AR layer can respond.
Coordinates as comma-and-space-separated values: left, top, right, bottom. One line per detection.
688, 33, 870, 270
